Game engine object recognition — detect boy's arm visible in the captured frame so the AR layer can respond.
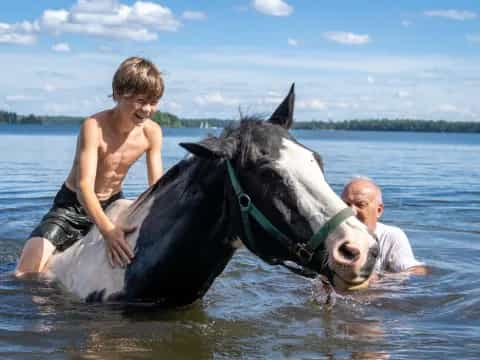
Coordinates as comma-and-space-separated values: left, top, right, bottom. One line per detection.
145, 122, 164, 186
76, 118, 134, 267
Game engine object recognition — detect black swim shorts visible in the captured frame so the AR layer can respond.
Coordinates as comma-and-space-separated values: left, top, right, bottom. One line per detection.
29, 184, 124, 252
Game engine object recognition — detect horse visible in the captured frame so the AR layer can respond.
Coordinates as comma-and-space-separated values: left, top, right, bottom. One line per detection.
46, 85, 379, 306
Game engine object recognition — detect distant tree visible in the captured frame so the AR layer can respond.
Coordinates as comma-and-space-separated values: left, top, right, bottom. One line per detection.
152, 111, 182, 127
1, 109, 479, 132
0, 110, 18, 124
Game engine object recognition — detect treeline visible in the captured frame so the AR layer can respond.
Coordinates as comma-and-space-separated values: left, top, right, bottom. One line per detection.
150, 114, 480, 133
293, 119, 480, 133
152, 112, 232, 128
0, 109, 226, 128
1, 110, 479, 133
0, 111, 83, 125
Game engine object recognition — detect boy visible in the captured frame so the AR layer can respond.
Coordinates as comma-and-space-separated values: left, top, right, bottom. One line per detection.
15, 56, 164, 275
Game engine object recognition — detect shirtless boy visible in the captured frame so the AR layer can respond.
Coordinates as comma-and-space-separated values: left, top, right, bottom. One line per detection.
15, 56, 164, 275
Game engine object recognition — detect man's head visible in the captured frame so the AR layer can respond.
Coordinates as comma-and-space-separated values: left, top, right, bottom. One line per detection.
112, 57, 164, 103
341, 177, 384, 232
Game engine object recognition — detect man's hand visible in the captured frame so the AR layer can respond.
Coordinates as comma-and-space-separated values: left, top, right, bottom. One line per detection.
103, 224, 136, 268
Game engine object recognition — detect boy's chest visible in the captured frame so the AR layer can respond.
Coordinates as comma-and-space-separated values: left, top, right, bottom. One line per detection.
97, 133, 149, 169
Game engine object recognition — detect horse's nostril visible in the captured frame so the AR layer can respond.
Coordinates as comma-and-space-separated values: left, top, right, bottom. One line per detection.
339, 242, 360, 262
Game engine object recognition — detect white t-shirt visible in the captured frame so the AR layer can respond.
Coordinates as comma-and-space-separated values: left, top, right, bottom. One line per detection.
374, 222, 423, 273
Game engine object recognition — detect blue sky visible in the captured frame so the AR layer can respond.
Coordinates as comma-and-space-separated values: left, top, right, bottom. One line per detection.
1, 0, 480, 121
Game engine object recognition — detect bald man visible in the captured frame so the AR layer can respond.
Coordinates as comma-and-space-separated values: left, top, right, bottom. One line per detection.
341, 177, 427, 275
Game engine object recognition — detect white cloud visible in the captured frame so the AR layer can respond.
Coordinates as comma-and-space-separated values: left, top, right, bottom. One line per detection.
367, 76, 375, 84
182, 11, 207, 21
267, 91, 280, 97
0, 21, 39, 45
72, 0, 118, 13
0, 101, 10, 110
52, 42, 71, 52
131, 2, 180, 30
163, 100, 182, 112
424, 10, 477, 21
194, 92, 240, 106
42, 9, 69, 28
298, 99, 328, 110
466, 34, 480, 43
0, 32, 36, 45
257, 96, 282, 105
5, 94, 42, 102
253, 0, 293, 17
2, 43, 480, 122
323, 31, 370, 45
43, 102, 75, 114
332, 101, 358, 110
40, 0, 180, 41
438, 104, 458, 112
397, 90, 409, 98
195, 51, 473, 75
43, 83, 57, 92
287, 38, 298, 46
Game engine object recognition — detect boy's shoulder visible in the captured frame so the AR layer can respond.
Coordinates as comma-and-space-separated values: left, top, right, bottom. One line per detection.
143, 118, 161, 130
143, 119, 163, 141
82, 110, 111, 129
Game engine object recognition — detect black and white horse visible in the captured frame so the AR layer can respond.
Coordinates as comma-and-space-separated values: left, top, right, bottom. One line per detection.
46, 85, 379, 306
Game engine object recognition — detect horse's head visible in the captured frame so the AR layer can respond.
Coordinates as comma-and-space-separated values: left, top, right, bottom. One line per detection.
180, 85, 379, 291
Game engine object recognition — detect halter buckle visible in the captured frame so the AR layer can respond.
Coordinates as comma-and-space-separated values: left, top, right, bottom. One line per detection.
295, 243, 314, 264
238, 193, 251, 211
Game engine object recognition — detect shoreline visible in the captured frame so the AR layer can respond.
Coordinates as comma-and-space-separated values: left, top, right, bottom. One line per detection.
1, 122, 480, 134
1, 110, 479, 133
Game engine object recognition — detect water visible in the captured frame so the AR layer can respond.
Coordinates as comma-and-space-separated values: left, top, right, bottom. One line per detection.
0, 124, 479, 359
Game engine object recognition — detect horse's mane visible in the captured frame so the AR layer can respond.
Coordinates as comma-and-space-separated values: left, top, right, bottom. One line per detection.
125, 117, 292, 219
221, 116, 292, 167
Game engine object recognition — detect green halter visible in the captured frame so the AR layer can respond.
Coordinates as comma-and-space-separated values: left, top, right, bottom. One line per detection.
226, 160, 354, 265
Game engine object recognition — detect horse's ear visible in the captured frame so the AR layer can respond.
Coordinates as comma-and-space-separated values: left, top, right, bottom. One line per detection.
180, 137, 237, 159
268, 83, 295, 129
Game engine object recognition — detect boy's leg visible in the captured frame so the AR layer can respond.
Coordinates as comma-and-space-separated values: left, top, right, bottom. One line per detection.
15, 237, 55, 276
16, 199, 133, 277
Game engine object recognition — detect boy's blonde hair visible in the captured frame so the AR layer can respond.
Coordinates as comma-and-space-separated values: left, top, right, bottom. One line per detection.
112, 57, 164, 101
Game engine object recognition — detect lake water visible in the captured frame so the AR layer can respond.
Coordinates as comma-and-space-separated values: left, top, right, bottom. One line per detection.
0, 124, 479, 359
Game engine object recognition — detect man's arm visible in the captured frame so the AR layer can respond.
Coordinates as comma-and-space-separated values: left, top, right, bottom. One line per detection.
384, 226, 429, 275
145, 121, 163, 186
405, 265, 429, 275
76, 118, 133, 267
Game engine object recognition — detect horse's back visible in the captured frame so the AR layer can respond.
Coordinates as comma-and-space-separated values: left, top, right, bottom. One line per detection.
47, 199, 136, 301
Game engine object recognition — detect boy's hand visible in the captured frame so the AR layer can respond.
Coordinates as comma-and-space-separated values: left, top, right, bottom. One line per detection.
103, 225, 136, 268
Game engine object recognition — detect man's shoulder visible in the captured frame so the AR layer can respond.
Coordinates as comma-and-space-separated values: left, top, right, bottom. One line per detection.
375, 222, 408, 242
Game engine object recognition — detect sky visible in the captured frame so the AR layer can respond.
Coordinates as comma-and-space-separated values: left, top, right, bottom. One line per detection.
1, 0, 480, 122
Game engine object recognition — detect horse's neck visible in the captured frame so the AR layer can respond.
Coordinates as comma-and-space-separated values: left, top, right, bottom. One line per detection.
127, 158, 228, 227
122, 158, 236, 305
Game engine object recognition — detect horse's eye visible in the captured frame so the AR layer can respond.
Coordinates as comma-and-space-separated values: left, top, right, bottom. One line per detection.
261, 168, 277, 181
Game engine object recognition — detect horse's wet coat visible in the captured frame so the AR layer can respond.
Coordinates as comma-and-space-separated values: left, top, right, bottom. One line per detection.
47, 86, 378, 304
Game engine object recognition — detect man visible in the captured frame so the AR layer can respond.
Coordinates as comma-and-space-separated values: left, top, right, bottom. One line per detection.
341, 177, 427, 275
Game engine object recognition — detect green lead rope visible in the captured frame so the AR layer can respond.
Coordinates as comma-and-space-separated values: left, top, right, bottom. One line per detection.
226, 160, 354, 265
